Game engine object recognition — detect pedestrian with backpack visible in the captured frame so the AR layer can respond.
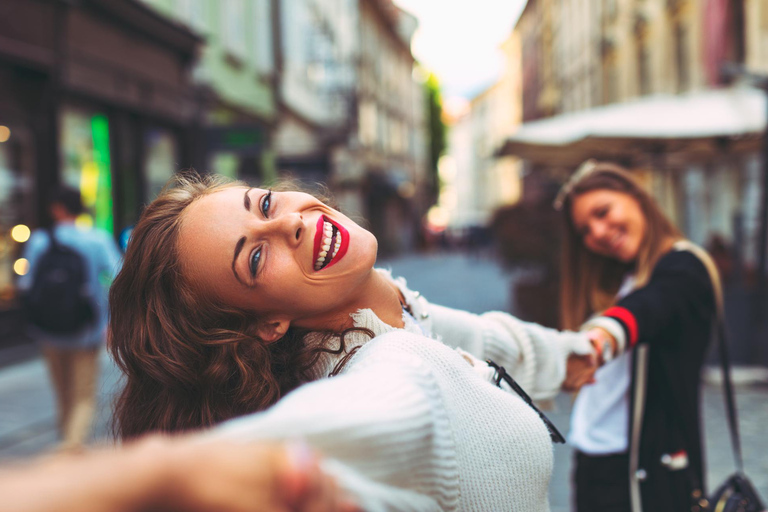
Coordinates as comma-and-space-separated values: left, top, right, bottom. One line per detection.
18, 186, 122, 451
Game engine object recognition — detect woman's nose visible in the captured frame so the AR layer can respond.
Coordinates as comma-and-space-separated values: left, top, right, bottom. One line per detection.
275, 212, 304, 246
591, 221, 609, 242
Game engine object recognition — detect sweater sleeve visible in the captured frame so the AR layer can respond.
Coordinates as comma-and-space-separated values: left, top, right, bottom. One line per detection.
210, 340, 458, 512
427, 303, 593, 400
583, 251, 715, 356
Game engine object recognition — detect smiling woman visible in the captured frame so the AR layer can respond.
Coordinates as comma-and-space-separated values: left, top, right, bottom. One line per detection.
556, 161, 718, 512
109, 171, 599, 511
110, 174, 379, 437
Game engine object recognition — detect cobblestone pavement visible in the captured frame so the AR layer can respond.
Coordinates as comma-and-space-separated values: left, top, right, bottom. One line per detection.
0, 251, 766, 510
0, 350, 120, 459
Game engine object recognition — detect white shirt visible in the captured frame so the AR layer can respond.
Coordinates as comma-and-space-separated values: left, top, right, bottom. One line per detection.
568, 275, 636, 454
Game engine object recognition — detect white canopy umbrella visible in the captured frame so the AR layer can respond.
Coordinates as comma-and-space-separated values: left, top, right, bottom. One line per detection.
498, 85, 766, 167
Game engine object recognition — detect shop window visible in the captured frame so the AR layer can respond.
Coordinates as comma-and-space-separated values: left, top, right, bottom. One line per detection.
358, 101, 377, 147
675, 22, 689, 92
638, 44, 651, 96
60, 107, 114, 235
0, 130, 33, 307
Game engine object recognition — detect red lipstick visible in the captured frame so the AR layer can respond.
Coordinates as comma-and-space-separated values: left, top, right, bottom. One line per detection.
313, 215, 324, 266
324, 218, 349, 270
312, 215, 350, 271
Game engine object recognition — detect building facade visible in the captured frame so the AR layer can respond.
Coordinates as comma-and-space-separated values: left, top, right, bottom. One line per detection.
272, 0, 355, 185
146, 0, 427, 254
141, 0, 277, 183
515, 0, 766, 268
346, 0, 427, 253
440, 31, 523, 231
0, 0, 201, 343
273, 0, 427, 253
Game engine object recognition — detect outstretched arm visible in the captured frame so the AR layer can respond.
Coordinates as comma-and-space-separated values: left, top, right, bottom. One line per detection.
0, 435, 355, 512
428, 303, 595, 400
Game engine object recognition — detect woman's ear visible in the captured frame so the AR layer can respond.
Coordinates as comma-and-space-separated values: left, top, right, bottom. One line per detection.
256, 318, 290, 344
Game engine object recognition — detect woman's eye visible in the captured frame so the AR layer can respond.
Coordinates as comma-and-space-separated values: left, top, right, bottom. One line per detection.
260, 191, 272, 218
249, 247, 262, 277
596, 206, 609, 218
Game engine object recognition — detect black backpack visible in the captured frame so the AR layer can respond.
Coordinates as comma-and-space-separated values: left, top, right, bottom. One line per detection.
23, 228, 95, 334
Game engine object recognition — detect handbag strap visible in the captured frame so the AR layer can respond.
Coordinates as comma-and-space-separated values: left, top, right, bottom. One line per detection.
46, 225, 58, 247
672, 241, 744, 473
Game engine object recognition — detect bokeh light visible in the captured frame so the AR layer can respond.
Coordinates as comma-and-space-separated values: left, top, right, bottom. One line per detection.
0, 125, 10, 143
10, 224, 31, 243
13, 258, 29, 276
426, 205, 449, 230
75, 213, 94, 229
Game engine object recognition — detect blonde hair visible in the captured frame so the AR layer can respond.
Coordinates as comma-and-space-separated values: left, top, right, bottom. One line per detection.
558, 162, 682, 329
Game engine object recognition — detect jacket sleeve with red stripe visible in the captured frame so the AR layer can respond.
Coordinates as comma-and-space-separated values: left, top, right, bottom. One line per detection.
581, 250, 715, 356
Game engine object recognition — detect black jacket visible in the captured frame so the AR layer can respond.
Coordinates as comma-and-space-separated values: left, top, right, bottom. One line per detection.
601, 249, 716, 512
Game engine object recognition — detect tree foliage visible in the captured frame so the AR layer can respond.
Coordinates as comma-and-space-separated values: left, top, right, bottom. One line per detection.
425, 73, 446, 202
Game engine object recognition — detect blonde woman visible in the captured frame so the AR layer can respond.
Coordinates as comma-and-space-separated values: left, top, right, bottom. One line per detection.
557, 161, 717, 512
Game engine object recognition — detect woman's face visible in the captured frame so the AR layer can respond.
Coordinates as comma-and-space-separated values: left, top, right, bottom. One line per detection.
570, 189, 647, 263
177, 187, 378, 337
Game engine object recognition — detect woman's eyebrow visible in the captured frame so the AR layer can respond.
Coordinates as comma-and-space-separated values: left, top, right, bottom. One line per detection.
244, 188, 253, 212
233, 188, 257, 287
232, 236, 247, 285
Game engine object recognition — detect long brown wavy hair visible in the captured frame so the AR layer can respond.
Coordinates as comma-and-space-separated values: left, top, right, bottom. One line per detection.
558, 162, 682, 329
109, 172, 368, 440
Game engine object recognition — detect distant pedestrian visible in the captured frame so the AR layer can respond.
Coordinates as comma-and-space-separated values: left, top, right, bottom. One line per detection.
18, 186, 122, 451
556, 161, 717, 512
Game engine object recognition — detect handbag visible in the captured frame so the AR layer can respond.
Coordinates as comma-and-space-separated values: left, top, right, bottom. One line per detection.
674, 242, 766, 512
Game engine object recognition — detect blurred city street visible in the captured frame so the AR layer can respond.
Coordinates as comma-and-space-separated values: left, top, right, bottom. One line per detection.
2, 0, 768, 508
1, 251, 766, 510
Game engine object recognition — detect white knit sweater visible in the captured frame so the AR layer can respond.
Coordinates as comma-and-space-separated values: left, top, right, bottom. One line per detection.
214, 272, 591, 512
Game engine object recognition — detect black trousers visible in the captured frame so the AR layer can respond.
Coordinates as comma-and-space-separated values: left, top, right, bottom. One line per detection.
574, 450, 631, 512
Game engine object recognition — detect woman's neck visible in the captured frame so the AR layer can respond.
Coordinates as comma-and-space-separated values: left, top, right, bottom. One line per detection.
352, 269, 405, 329
297, 269, 405, 333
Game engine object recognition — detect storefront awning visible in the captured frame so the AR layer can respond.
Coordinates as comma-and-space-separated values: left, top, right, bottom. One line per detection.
498, 86, 767, 167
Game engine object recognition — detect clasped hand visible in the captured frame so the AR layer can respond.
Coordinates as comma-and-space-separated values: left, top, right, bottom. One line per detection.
562, 328, 616, 392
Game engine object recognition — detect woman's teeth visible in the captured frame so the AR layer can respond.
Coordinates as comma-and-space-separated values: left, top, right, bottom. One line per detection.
315, 220, 342, 270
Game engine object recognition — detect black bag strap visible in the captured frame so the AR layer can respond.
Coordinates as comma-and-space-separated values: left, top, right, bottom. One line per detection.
714, 299, 744, 473
486, 359, 566, 444
46, 225, 59, 248
673, 241, 743, 473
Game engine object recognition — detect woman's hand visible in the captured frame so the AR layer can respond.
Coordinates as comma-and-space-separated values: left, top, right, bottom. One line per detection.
562, 353, 598, 391
562, 327, 619, 392
145, 435, 359, 512
585, 327, 618, 365
0, 434, 359, 512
